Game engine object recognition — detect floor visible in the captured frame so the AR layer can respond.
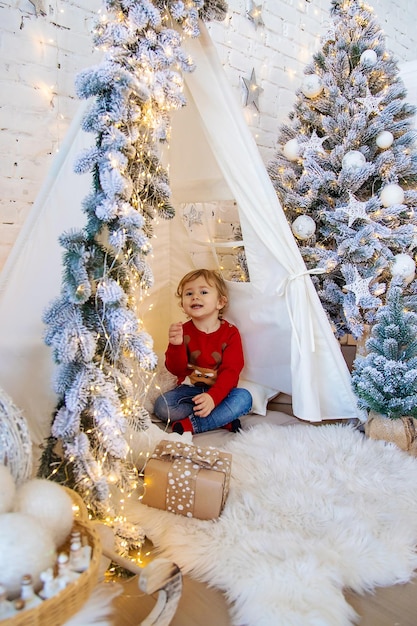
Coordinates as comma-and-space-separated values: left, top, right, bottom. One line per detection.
111, 567, 417, 625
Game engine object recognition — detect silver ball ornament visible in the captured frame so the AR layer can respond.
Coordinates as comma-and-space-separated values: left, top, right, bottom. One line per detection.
360, 49, 378, 66
291, 215, 316, 240
391, 253, 416, 285
380, 183, 404, 207
376, 131, 394, 149
342, 150, 366, 172
283, 138, 300, 161
301, 74, 323, 99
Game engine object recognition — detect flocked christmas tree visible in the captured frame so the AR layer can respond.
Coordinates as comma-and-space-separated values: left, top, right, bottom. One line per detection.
38, 0, 227, 519
351, 280, 417, 418
268, 0, 417, 340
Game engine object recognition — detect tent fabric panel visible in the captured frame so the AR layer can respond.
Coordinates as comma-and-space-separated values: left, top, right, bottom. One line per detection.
179, 23, 360, 421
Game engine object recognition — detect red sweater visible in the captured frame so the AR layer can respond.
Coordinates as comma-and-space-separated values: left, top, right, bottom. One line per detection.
165, 319, 244, 406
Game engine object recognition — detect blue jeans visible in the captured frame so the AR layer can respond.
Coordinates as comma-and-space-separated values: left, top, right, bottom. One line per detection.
153, 384, 253, 434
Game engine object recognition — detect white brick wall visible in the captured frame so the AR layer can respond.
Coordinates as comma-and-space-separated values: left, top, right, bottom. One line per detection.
0, 0, 100, 269
0, 0, 416, 271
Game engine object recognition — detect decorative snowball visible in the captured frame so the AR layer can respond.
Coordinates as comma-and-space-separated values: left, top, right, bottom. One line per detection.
360, 49, 378, 66
301, 74, 323, 98
380, 183, 405, 207
283, 138, 300, 161
291, 215, 316, 240
14, 479, 74, 547
342, 150, 366, 171
376, 131, 394, 149
0, 465, 16, 514
0, 512, 56, 597
391, 253, 416, 284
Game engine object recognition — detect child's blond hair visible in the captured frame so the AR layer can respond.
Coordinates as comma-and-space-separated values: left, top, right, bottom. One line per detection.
176, 269, 228, 317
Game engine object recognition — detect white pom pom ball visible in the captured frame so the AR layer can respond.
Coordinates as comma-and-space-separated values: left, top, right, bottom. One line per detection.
301, 74, 323, 98
391, 253, 416, 285
291, 215, 316, 240
0, 512, 56, 597
14, 479, 74, 547
0, 465, 16, 514
376, 131, 394, 149
380, 183, 405, 207
283, 138, 300, 161
342, 150, 366, 171
360, 49, 378, 66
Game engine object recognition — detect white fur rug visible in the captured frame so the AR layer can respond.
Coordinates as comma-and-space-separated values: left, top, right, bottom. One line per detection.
127, 423, 417, 626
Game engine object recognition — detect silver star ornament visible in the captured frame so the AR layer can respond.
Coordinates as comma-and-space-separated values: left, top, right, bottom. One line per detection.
183, 204, 203, 229
247, 2, 264, 28
356, 88, 383, 115
302, 130, 329, 155
242, 69, 263, 111
344, 269, 373, 305
340, 193, 370, 227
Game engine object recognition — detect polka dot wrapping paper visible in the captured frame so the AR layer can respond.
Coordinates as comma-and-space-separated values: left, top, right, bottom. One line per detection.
142, 440, 232, 520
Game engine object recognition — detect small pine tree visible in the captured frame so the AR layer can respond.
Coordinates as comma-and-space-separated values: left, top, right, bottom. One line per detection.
268, 0, 417, 340
351, 282, 417, 418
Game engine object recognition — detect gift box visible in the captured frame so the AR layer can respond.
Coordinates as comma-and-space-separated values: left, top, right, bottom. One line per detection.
142, 440, 232, 520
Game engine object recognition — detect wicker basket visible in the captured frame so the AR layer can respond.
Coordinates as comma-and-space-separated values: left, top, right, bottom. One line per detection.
6, 491, 102, 626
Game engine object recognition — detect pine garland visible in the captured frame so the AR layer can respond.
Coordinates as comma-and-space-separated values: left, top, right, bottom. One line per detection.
39, 0, 228, 517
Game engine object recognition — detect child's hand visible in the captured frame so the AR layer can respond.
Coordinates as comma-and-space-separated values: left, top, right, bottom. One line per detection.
168, 322, 183, 345
192, 393, 215, 417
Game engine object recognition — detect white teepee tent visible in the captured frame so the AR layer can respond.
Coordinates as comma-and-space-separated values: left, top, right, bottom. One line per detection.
0, 23, 362, 453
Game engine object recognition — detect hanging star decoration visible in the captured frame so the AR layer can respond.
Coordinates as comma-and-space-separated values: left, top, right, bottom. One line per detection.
344, 268, 374, 306
340, 193, 370, 227
302, 130, 329, 155
242, 69, 263, 111
28, 0, 46, 16
247, 2, 264, 29
356, 88, 383, 115
183, 204, 203, 229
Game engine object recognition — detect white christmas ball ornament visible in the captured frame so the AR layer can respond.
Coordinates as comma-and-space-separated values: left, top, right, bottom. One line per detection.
14, 478, 74, 547
283, 138, 300, 161
380, 183, 404, 207
391, 253, 416, 284
0, 512, 56, 597
376, 131, 394, 149
0, 465, 16, 514
291, 215, 316, 240
360, 49, 378, 66
342, 150, 366, 171
301, 74, 323, 98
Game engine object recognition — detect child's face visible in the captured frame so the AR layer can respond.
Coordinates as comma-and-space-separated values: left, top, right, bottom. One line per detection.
181, 277, 225, 320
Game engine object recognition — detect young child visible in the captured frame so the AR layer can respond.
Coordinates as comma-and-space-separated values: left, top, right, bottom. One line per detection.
154, 269, 252, 435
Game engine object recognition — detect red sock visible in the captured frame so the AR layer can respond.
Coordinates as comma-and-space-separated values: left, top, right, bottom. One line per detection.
221, 422, 234, 431
172, 417, 194, 434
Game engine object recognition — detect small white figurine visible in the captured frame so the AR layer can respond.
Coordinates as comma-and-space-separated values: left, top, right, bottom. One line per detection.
69, 530, 91, 573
